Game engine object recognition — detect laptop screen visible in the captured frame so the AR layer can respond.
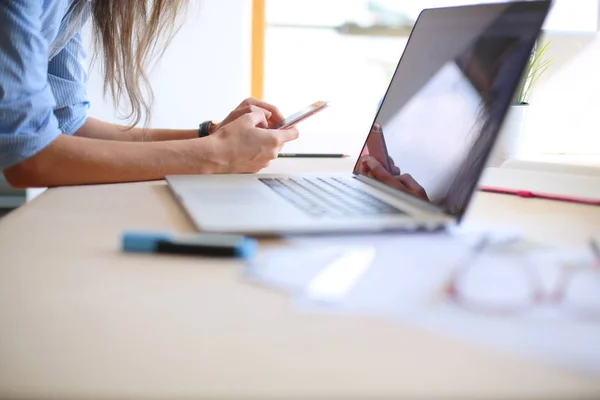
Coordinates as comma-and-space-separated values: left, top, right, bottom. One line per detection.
353, 1, 551, 218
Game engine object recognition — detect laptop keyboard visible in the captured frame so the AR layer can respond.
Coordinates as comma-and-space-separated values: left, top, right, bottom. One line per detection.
259, 177, 405, 218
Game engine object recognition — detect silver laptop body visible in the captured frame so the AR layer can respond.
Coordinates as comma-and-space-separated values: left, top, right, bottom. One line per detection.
167, 1, 551, 235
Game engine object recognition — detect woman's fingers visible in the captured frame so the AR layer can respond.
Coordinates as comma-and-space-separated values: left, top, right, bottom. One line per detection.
210, 110, 300, 174
228, 106, 272, 128
276, 126, 300, 144
365, 157, 403, 187
243, 114, 299, 148
363, 157, 429, 201
396, 173, 430, 201
239, 98, 285, 125
396, 173, 422, 191
389, 160, 401, 176
242, 109, 270, 129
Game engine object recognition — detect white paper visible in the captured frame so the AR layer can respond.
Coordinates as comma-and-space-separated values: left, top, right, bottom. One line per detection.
305, 247, 376, 303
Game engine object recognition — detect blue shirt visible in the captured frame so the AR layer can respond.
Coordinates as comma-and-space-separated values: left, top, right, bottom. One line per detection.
0, 0, 91, 170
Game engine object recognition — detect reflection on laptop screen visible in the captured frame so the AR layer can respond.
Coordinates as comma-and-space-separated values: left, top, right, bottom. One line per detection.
354, 1, 551, 217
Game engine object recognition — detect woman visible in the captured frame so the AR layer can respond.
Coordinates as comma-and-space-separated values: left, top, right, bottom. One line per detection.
0, 1, 298, 188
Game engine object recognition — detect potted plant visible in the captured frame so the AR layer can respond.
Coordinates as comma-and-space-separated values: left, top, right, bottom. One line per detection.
490, 40, 553, 166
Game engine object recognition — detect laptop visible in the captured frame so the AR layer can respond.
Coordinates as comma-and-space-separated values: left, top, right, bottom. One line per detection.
167, 1, 552, 235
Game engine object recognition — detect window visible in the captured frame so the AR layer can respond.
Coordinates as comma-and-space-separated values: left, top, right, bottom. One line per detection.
257, 0, 600, 157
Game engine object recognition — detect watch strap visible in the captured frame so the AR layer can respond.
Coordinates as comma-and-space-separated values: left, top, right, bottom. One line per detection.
199, 120, 213, 138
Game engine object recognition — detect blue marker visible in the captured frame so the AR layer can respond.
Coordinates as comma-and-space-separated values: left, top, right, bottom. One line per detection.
122, 231, 258, 259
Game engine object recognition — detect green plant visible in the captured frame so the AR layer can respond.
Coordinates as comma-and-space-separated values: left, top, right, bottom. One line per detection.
513, 40, 553, 105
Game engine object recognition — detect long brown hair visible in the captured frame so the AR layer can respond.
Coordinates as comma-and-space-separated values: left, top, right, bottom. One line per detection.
91, 0, 188, 126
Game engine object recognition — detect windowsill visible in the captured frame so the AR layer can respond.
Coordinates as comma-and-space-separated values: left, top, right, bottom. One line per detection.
516, 153, 600, 167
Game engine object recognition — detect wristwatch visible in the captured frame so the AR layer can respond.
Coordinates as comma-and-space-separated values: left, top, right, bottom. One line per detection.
198, 120, 218, 138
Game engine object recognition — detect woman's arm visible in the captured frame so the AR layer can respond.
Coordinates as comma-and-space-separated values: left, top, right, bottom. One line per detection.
4, 134, 207, 188
3, 111, 299, 188
76, 98, 287, 142
75, 118, 200, 142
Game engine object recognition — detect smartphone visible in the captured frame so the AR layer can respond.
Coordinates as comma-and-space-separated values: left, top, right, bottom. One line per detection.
274, 101, 329, 129
360, 122, 393, 172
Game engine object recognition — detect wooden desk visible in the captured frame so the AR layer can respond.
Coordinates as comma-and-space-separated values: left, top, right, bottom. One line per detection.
1, 158, 599, 399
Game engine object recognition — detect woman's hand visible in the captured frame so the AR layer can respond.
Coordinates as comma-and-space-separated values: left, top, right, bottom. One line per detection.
360, 156, 430, 202
206, 109, 299, 173
361, 123, 401, 175
212, 97, 286, 133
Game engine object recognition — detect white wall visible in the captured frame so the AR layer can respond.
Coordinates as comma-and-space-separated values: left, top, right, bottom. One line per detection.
85, 0, 252, 129
524, 32, 600, 157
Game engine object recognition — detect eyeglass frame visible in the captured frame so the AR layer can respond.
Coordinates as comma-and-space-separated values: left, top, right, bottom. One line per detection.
443, 237, 600, 320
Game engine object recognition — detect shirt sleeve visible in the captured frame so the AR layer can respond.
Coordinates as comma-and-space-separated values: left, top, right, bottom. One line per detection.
48, 31, 90, 136
0, 1, 62, 170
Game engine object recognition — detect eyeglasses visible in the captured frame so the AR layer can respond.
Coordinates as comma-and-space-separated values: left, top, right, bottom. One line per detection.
443, 237, 600, 321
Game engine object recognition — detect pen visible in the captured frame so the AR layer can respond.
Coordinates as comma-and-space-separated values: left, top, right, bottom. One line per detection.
122, 231, 258, 259
278, 153, 350, 158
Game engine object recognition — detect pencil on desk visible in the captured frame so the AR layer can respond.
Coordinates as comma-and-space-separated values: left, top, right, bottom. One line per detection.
278, 153, 350, 158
